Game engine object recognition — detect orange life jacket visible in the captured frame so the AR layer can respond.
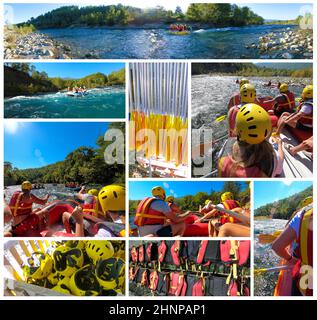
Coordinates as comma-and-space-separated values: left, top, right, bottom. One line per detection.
82, 195, 99, 216
228, 93, 240, 110
134, 197, 167, 226
228, 105, 240, 137
9, 191, 33, 217
218, 156, 267, 178
219, 200, 241, 224
294, 208, 313, 296
297, 101, 313, 127
275, 91, 295, 111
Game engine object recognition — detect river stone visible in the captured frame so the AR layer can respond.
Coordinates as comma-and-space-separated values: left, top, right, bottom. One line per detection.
282, 52, 293, 59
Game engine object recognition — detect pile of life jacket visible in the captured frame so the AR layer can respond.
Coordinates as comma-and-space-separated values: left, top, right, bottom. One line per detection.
129, 240, 250, 296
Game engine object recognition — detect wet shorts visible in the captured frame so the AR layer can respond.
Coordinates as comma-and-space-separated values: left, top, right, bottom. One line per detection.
69, 216, 92, 236
156, 225, 173, 237
138, 225, 165, 237
12, 214, 41, 236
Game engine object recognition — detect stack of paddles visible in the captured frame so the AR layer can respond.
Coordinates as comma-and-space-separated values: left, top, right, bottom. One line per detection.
129, 62, 188, 167
129, 240, 250, 296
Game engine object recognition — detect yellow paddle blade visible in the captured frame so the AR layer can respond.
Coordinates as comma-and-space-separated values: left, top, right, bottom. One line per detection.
295, 97, 302, 102
215, 115, 227, 122
258, 230, 282, 244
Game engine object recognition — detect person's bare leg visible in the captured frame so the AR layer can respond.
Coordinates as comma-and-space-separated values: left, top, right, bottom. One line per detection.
72, 207, 85, 237
218, 223, 250, 237
62, 212, 72, 233
275, 113, 290, 135
36, 208, 49, 230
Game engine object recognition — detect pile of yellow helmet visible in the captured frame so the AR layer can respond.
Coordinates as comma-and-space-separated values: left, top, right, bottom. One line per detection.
22, 240, 125, 296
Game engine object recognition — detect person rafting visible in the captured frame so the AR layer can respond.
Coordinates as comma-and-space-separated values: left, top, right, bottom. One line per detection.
228, 83, 256, 136
166, 195, 199, 224
134, 186, 186, 237
272, 197, 313, 296
227, 78, 250, 110
269, 83, 296, 117
284, 136, 313, 159
194, 192, 250, 237
275, 85, 313, 136
218, 104, 284, 177
8, 181, 50, 236
63, 185, 126, 237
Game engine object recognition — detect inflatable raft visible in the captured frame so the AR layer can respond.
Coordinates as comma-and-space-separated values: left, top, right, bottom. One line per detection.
168, 30, 190, 35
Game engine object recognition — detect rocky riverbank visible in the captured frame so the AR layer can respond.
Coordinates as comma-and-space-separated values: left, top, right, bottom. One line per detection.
4, 31, 72, 59
245, 28, 313, 59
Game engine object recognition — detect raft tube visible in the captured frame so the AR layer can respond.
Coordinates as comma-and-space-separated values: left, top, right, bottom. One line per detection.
168, 31, 190, 35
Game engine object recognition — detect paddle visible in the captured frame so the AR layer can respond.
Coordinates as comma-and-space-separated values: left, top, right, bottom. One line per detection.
258, 230, 282, 244
215, 114, 227, 122
254, 265, 292, 276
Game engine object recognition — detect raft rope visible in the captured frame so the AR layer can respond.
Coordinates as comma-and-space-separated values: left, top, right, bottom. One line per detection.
129, 62, 188, 167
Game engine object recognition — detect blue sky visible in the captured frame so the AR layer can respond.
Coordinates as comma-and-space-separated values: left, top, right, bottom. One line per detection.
5, 2, 312, 24
245, 3, 313, 20
129, 181, 248, 200
254, 181, 312, 209
30, 62, 125, 79
4, 122, 109, 169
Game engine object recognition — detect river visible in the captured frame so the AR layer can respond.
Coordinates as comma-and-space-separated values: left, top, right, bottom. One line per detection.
4, 86, 125, 118
254, 218, 288, 296
39, 24, 304, 59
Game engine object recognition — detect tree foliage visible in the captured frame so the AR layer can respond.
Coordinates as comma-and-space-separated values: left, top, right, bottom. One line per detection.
191, 62, 313, 78
4, 123, 125, 186
254, 186, 313, 220
129, 182, 249, 214
23, 4, 264, 28
4, 63, 125, 97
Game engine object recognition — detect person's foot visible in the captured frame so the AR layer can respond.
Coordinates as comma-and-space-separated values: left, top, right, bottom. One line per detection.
72, 206, 84, 223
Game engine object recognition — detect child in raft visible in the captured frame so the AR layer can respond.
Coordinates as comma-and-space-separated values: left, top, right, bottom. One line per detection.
218, 103, 284, 178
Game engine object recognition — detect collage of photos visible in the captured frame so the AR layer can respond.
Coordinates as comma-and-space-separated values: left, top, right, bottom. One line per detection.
1, 1, 314, 302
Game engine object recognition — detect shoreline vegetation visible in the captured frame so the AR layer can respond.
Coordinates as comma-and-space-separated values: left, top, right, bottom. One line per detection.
254, 186, 312, 220
4, 63, 125, 98
192, 63, 313, 78
4, 4, 313, 59
4, 123, 125, 186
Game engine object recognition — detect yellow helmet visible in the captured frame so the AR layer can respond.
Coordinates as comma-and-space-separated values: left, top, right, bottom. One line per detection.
279, 83, 288, 93
64, 240, 86, 250
240, 84, 256, 103
205, 199, 211, 206
69, 265, 100, 296
166, 196, 174, 203
98, 185, 125, 213
86, 241, 114, 264
235, 103, 272, 145
111, 241, 125, 259
95, 258, 125, 290
239, 78, 249, 88
221, 192, 234, 202
152, 186, 166, 200
300, 196, 313, 208
25, 252, 53, 280
52, 246, 84, 277
302, 85, 313, 99
51, 285, 71, 295
21, 181, 32, 191
88, 189, 99, 196
47, 269, 60, 285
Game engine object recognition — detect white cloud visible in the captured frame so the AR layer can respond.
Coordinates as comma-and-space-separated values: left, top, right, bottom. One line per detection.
4, 121, 19, 134
170, 189, 174, 194
174, 193, 178, 198
282, 181, 293, 186
34, 149, 46, 166
163, 182, 169, 189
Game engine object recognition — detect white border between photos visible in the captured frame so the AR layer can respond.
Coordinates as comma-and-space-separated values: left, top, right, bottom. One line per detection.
0, 0, 315, 301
